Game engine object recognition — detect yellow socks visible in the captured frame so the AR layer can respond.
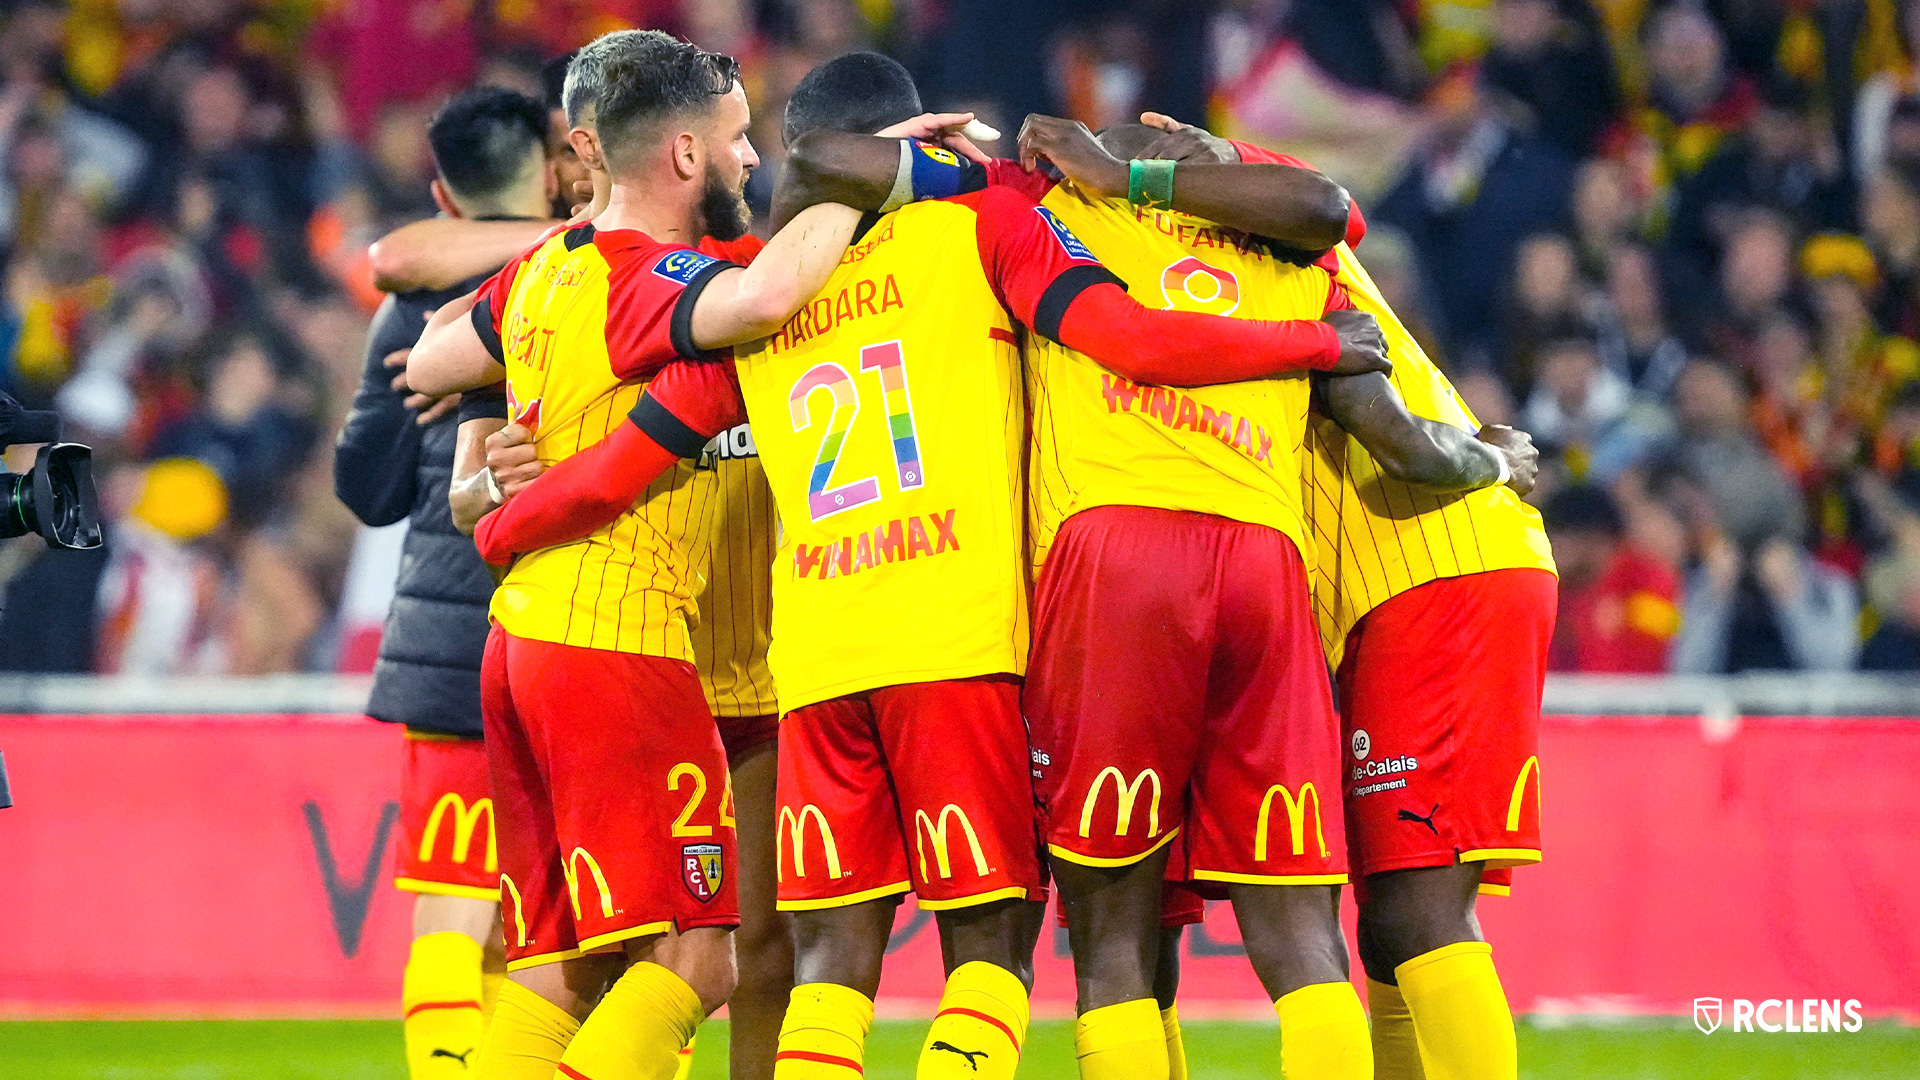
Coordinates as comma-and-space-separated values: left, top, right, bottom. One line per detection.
404, 932, 487, 1078
671, 1033, 696, 1080
1274, 981, 1371, 1080
1161, 1003, 1188, 1080
557, 962, 705, 1080
775, 982, 875, 1078
1396, 941, 1515, 1080
1367, 979, 1425, 1080
1075, 998, 1170, 1080
480, 966, 506, 1023
472, 979, 581, 1080
919, 961, 1029, 1079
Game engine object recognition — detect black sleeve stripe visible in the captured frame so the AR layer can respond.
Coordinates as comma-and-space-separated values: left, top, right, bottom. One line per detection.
1033, 264, 1127, 343
630, 393, 712, 459
958, 160, 990, 194
457, 381, 509, 424
471, 296, 504, 362
669, 258, 742, 361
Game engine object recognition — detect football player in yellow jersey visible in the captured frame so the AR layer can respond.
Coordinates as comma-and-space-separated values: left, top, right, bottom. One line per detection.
405, 30, 874, 1080
1040, 115, 1559, 1080
469, 54, 1390, 1080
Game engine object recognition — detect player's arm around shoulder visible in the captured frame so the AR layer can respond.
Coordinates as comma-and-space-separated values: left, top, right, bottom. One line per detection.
1316, 366, 1539, 495
685, 203, 863, 350
407, 287, 502, 397
369, 218, 556, 293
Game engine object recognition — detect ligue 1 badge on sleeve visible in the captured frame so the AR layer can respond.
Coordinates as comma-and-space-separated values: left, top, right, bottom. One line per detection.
1695, 998, 1723, 1034
682, 844, 724, 903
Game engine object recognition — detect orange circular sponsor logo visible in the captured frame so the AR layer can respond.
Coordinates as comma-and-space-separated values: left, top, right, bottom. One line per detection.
1159, 256, 1240, 315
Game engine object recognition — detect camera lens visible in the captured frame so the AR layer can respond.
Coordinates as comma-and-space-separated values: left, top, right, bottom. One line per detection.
0, 474, 31, 540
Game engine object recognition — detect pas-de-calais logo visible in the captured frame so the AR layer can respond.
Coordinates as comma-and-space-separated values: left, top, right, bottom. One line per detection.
683, 844, 724, 903
1351, 729, 1371, 761
1695, 998, 1723, 1034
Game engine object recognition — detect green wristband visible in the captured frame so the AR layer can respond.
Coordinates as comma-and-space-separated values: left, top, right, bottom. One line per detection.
1128, 158, 1176, 208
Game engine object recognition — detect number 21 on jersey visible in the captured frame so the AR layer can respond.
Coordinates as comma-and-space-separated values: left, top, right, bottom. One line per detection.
788, 340, 925, 522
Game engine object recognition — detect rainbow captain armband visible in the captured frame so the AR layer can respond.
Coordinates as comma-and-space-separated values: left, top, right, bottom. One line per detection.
1128, 158, 1175, 209
880, 139, 969, 213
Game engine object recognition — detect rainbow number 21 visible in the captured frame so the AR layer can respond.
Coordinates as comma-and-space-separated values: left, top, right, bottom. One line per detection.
787, 340, 926, 522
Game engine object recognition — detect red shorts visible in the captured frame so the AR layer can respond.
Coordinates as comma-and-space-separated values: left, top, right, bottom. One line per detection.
396, 732, 500, 900
1026, 506, 1347, 886
1336, 569, 1556, 882
483, 626, 738, 971
716, 712, 779, 760
775, 675, 1043, 912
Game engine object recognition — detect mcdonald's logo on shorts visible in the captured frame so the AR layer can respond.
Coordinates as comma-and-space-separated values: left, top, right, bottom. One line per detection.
777, 804, 844, 881
563, 847, 615, 919
1079, 767, 1163, 840
914, 804, 990, 880
1506, 756, 1541, 832
418, 792, 498, 873
1254, 783, 1329, 861
500, 873, 528, 948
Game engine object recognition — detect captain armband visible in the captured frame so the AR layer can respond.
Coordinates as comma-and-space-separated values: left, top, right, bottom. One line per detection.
879, 139, 969, 213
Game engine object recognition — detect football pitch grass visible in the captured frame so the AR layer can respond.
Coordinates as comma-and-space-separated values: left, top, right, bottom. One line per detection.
3, 1018, 1917, 1079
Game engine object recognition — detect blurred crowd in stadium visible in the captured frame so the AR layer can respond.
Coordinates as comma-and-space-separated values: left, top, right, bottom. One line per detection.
0, 0, 1917, 677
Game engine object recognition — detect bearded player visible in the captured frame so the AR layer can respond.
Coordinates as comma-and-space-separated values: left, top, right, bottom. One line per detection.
407, 29, 868, 1080
425, 44, 808, 1080
1042, 114, 1556, 1080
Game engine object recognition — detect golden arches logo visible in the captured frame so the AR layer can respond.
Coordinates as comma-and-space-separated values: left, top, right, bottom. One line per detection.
1079, 767, 1162, 839
1159, 256, 1241, 316
1506, 757, 1541, 831
562, 847, 614, 920
777, 804, 842, 880
914, 804, 990, 880
418, 792, 497, 872
1254, 783, 1329, 861
500, 873, 529, 948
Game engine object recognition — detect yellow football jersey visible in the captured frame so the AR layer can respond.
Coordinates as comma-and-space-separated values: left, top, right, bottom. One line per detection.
692, 425, 778, 718
1026, 184, 1337, 570
1305, 244, 1557, 668
732, 199, 1030, 711
476, 223, 725, 660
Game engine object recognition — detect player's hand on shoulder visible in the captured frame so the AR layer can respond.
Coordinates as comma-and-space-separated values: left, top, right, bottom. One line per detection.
1018, 114, 1129, 197
486, 423, 544, 498
877, 111, 994, 165
1137, 112, 1240, 164
1324, 310, 1391, 376
1476, 424, 1539, 495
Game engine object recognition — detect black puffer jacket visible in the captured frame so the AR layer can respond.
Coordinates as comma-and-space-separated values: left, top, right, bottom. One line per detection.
334, 275, 495, 736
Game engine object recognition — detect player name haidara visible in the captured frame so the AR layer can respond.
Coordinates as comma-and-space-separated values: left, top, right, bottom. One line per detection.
1100, 375, 1276, 465
768, 272, 904, 353
793, 509, 960, 579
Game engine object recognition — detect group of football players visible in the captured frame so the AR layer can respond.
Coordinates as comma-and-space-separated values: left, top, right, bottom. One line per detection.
348, 25, 1557, 1080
